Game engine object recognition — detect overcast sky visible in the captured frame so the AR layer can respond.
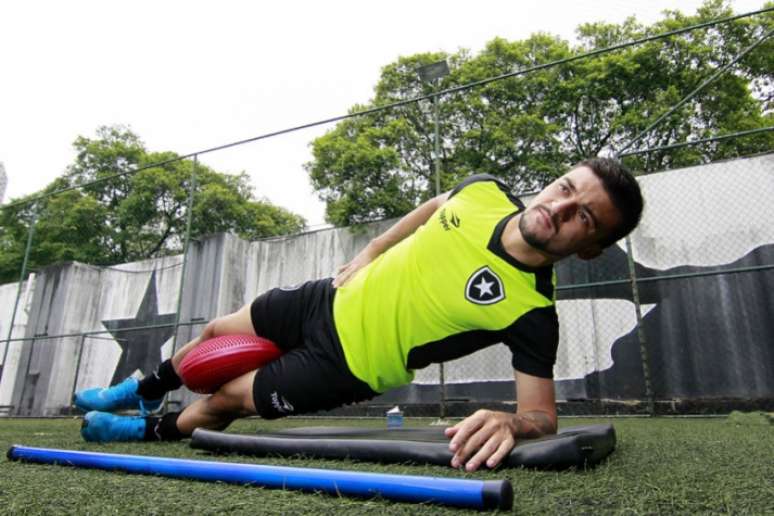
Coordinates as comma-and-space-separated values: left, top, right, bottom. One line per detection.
0, 0, 765, 226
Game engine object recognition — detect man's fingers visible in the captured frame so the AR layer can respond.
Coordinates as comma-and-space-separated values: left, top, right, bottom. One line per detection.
446, 418, 466, 436
333, 265, 357, 287
447, 410, 522, 470
463, 434, 504, 472
333, 274, 348, 288
450, 421, 492, 468
448, 414, 485, 453
463, 430, 516, 472
484, 437, 515, 470
452, 429, 489, 468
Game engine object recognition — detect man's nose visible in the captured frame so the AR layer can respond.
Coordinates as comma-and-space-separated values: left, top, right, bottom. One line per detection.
551, 199, 578, 221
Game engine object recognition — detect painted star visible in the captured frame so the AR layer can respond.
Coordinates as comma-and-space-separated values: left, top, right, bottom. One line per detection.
474, 277, 495, 298
102, 271, 177, 384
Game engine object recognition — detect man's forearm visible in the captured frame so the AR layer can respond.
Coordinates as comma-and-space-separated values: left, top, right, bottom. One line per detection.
333, 192, 450, 288
513, 410, 557, 438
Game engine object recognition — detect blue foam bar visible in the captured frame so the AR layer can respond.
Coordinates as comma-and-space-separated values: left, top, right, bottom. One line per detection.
7, 445, 512, 510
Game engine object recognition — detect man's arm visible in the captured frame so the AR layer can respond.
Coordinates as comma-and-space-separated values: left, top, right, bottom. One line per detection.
445, 370, 557, 471
333, 191, 450, 287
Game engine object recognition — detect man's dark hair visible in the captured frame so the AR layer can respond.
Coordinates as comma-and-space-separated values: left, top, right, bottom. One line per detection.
579, 157, 644, 248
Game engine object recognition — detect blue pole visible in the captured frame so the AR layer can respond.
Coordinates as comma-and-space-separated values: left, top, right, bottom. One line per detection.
7, 445, 511, 510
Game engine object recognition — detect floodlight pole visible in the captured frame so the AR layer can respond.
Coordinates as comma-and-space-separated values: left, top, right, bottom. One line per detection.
418, 60, 450, 420
433, 93, 447, 420
433, 96, 441, 196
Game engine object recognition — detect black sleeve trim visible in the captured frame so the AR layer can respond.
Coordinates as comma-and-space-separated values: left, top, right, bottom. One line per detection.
534, 268, 555, 300
449, 174, 513, 200
502, 305, 559, 379
406, 330, 501, 370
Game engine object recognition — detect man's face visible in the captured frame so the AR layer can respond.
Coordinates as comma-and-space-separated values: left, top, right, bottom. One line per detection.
519, 166, 621, 260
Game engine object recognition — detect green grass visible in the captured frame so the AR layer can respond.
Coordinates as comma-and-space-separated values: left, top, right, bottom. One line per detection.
1, 416, 772, 515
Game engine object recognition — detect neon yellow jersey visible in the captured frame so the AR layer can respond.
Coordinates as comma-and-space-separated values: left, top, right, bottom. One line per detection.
333, 175, 558, 393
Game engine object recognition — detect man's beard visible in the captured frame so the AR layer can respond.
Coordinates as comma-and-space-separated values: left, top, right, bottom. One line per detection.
518, 208, 553, 253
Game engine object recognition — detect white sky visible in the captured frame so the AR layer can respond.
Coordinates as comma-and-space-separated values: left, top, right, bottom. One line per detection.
0, 0, 765, 226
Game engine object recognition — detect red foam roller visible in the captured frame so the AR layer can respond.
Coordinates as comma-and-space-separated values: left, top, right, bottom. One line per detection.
179, 335, 283, 394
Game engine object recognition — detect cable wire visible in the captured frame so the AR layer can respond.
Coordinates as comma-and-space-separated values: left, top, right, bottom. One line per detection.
617, 27, 774, 155
2, 7, 772, 211
619, 126, 774, 157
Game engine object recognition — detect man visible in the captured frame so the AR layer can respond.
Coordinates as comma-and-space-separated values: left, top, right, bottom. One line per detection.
75, 157, 643, 472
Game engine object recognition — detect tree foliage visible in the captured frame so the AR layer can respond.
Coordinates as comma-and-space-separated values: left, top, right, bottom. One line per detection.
307, 0, 774, 226
0, 125, 305, 283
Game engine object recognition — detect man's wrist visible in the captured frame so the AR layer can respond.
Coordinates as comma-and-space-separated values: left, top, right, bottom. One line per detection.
510, 413, 522, 438
511, 411, 557, 438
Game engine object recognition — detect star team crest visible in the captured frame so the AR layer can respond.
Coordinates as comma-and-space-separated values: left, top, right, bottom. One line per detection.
465, 266, 505, 305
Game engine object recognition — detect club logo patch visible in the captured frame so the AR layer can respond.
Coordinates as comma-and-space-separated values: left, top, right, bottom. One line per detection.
465, 266, 505, 305
439, 208, 461, 231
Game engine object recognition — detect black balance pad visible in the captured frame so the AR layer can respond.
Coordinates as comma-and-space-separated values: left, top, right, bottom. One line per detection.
191, 423, 615, 469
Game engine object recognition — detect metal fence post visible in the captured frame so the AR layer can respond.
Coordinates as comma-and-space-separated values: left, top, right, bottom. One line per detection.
172, 155, 198, 354
434, 94, 449, 420
165, 156, 197, 412
624, 235, 655, 415
0, 207, 37, 389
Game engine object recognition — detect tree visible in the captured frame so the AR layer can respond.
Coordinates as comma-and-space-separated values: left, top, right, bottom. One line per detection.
307, 0, 774, 227
0, 126, 305, 283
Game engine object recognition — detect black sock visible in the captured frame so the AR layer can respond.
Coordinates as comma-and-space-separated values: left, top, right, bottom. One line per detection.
144, 412, 187, 441
137, 359, 182, 400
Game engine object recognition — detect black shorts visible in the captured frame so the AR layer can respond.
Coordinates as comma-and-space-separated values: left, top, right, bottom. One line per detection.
249, 278, 377, 419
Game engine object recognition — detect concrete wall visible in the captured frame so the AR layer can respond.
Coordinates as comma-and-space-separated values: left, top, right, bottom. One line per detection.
0, 154, 772, 415
0, 275, 34, 407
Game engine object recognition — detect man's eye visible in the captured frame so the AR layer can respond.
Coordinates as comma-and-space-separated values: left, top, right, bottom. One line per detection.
580, 212, 589, 225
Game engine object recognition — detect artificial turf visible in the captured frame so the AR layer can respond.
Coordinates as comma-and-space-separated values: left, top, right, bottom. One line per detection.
1, 415, 772, 515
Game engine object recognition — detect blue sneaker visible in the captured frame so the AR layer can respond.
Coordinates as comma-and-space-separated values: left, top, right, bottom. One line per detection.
73, 377, 162, 415
81, 411, 146, 442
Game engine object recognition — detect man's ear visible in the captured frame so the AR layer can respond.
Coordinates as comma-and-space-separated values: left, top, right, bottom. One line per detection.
576, 244, 603, 261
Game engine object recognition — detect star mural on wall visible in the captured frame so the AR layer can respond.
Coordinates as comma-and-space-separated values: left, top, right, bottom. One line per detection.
102, 271, 177, 384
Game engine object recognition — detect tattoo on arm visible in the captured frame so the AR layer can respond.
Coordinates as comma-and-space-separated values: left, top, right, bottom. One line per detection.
514, 410, 557, 438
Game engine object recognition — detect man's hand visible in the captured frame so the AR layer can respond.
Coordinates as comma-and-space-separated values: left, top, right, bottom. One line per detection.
332, 245, 379, 288
445, 409, 519, 471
